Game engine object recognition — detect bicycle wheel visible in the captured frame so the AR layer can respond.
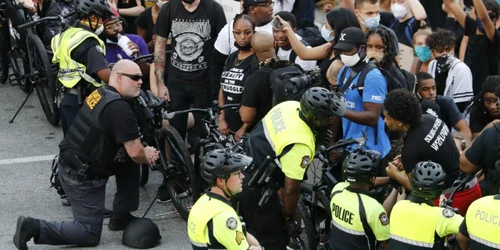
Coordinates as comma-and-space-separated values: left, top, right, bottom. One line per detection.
140, 164, 149, 186
314, 192, 332, 249
28, 34, 59, 125
291, 199, 316, 250
160, 125, 200, 221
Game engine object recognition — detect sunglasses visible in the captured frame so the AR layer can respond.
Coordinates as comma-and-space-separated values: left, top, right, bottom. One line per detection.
118, 72, 143, 81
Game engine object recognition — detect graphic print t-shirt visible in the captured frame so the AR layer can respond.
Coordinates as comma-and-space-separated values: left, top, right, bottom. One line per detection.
220, 52, 256, 131
154, 0, 225, 85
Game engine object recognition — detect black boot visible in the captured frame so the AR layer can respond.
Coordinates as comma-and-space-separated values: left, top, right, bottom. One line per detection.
13, 216, 40, 250
108, 213, 138, 231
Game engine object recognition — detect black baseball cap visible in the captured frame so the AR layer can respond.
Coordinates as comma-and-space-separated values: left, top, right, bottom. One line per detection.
334, 27, 366, 51
243, 0, 269, 9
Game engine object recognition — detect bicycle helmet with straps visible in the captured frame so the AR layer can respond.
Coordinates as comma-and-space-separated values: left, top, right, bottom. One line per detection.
411, 161, 447, 200
200, 149, 253, 186
76, 0, 114, 19
342, 150, 381, 183
300, 87, 346, 129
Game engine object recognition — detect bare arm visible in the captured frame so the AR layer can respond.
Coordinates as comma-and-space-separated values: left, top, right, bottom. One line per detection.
343, 102, 383, 127
457, 232, 470, 250
97, 68, 111, 84
473, 0, 497, 41
246, 232, 261, 248
149, 62, 158, 95
154, 36, 167, 89
123, 138, 150, 164
408, 0, 427, 20
454, 119, 472, 139
239, 105, 257, 127
117, 0, 145, 16
283, 176, 301, 218
459, 36, 469, 61
459, 150, 482, 174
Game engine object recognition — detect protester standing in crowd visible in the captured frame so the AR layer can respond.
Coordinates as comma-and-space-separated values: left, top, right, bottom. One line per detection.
467, 76, 500, 138
411, 28, 432, 74
380, 0, 428, 47
136, 0, 169, 52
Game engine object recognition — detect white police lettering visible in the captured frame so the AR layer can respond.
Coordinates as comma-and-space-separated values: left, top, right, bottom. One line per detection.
424, 118, 442, 143
270, 107, 286, 133
430, 124, 449, 151
474, 209, 500, 226
371, 95, 382, 101
171, 18, 211, 72
339, 33, 346, 41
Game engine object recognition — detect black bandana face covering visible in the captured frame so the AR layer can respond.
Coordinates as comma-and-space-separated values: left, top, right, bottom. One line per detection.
234, 42, 252, 51
182, 0, 195, 4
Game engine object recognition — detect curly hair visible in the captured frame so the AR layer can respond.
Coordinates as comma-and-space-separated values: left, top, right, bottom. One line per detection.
384, 89, 422, 127
426, 28, 456, 53
366, 28, 396, 71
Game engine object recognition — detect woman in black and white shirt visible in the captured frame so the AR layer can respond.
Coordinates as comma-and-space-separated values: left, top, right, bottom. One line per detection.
218, 14, 257, 141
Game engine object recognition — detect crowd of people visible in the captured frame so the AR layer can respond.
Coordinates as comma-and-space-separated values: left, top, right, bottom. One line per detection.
6, 0, 500, 249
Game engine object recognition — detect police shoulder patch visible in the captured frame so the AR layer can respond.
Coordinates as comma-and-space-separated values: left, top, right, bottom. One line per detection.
226, 217, 237, 230
300, 156, 310, 168
442, 208, 455, 218
95, 45, 104, 54
235, 231, 244, 245
379, 212, 389, 226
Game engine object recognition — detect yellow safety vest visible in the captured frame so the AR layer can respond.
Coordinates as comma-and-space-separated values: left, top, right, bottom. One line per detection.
465, 195, 500, 248
390, 200, 463, 249
262, 100, 315, 160
51, 27, 105, 88
188, 193, 249, 249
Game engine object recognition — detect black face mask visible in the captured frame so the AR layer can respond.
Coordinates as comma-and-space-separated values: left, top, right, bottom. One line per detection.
234, 42, 252, 51
182, 0, 195, 4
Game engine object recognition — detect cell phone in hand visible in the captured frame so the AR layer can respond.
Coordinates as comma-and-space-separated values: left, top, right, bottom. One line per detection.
272, 18, 282, 30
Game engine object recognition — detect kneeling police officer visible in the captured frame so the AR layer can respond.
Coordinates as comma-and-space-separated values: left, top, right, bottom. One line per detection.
188, 149, 263, 250
13, 60, 160, 249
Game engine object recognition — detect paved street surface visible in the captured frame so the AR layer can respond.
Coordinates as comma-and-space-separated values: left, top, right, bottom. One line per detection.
0, 82, 191, 250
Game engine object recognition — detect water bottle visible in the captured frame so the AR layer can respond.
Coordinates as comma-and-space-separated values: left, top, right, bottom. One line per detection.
117, 33, 135, 57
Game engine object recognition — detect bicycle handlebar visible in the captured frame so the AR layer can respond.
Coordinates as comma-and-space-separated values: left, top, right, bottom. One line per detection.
163, 104, 240, 120
17, 11, 75, 30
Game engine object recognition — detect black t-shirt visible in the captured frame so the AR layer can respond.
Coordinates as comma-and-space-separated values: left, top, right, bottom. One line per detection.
420, 0, 446, 29
465, 125, 497, 171
319, 54, 335, 88
154, 0, 226, 85
469, 103, 495, 133
240, 67, 273, 130
402, 115, 460, 187
135, 7, 155, 45
381, 12, 425, 47
435, 95, 463, 130
221, 52, 257, 132
463, 16, 500, 95
118, 0, 145, 34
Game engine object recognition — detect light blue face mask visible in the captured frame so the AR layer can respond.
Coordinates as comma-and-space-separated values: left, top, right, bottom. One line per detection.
362, 14, 380, 29
414, 46, 432, 62
321, 25, 335, 42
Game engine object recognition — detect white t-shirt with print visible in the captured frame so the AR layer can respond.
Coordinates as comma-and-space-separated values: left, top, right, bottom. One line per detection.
277, 34, 317, 70
214, 21, 273, 55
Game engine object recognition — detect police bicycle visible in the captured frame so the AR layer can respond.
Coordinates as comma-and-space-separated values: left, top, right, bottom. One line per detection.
300, 133, 367, 249
162, 102, 244, 201
135, 87, 201, 221
1, 5, 68, 125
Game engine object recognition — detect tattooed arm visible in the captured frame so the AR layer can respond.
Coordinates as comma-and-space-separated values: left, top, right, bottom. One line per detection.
124, 138, 160, 164
154, 36, 169, 100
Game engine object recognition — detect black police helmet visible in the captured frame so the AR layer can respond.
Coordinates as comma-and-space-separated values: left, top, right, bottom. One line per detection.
200, 149, 253, 186
300, 87, 345, 129
411, 161, 446, 200
342, 150, 381, 183
122, 218, 161, 249
76, 0, 115, 19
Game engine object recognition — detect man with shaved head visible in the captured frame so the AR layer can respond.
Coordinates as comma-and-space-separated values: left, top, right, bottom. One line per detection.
13, 59, 160, 249
239, 31, 278, 132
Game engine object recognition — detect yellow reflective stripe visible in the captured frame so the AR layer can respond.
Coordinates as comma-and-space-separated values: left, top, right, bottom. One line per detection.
391, 234, 433, 248
470, 233, 500, 249
331, 219, 365, 236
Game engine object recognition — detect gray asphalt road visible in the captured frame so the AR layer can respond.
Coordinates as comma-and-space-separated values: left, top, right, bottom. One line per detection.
0, 82, 191, 250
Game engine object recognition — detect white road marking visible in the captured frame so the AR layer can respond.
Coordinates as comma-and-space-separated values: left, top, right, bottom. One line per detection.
0, 154, 56, 165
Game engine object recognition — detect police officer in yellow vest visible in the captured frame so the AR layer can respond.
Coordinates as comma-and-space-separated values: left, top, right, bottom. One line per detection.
457, 194, 500, 249
390, 161, 464, 249
329, 149, 390, 250
237, 87, 346, 249
51, 0, 113, 135
188, 149, 263, 250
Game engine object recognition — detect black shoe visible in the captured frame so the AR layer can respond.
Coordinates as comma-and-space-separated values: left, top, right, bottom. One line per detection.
156, 186, 171, 203
108, 213, 138, 231
103, 209, 112, 218
60, 195, 71, 206
13, 216, 40, 250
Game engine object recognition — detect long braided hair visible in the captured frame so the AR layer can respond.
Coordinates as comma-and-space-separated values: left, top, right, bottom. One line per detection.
465, 75, 500, 116
366, 27, 397, 72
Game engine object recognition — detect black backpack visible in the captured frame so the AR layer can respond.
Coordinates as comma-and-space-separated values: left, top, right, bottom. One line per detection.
269, 63, 308, 106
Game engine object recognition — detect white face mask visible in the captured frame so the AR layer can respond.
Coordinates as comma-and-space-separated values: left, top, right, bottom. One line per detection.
94, 25, 104, 35
391, 3, 408, 19
340, 53, 361, 67
156, 0, 167, 7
